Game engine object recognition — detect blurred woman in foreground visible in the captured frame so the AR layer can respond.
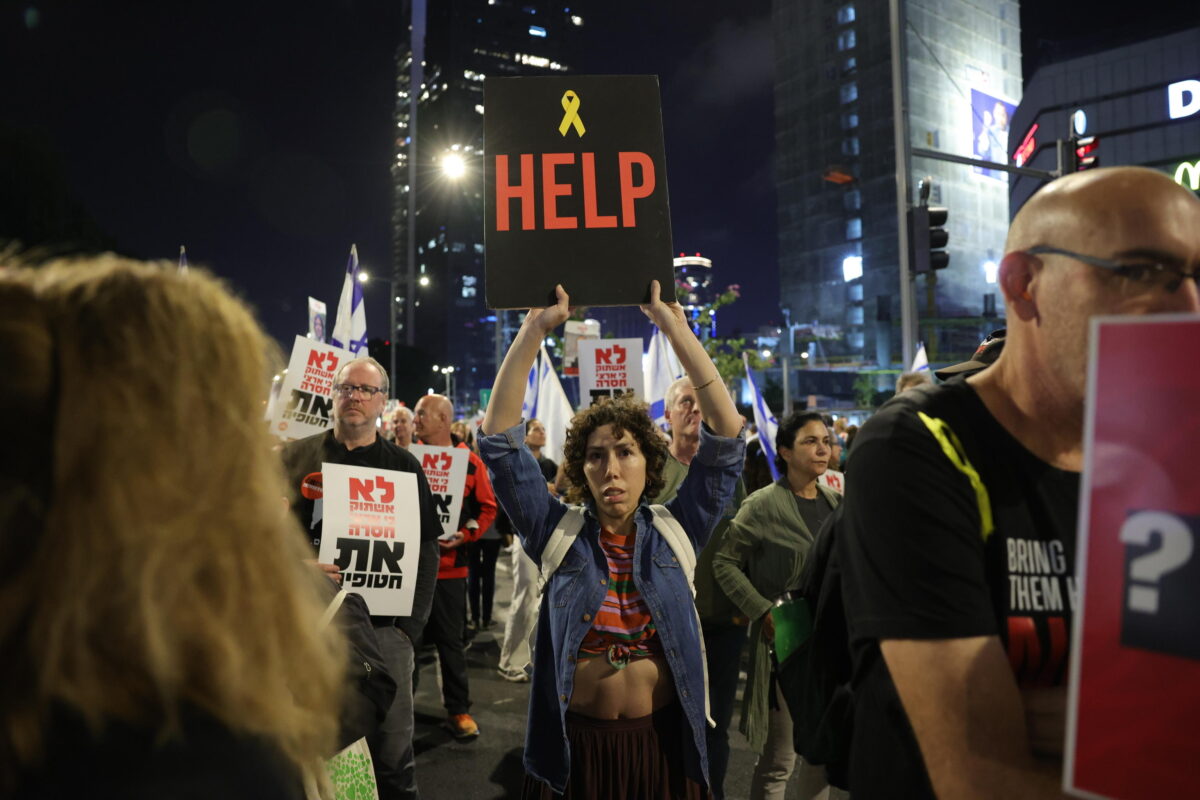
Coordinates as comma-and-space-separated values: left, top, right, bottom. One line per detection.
0, 257, 345, 798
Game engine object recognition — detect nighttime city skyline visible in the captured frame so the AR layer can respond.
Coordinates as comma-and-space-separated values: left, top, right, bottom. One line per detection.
4, 0, 1196, 400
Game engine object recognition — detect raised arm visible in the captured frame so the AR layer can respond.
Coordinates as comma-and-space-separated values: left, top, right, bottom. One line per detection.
481, 284, 570, 436
640, 279, 740, 438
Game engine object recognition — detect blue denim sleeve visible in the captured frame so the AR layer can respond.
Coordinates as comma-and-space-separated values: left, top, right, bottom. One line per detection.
477, 422, 569, 565
664, 422, 746, 551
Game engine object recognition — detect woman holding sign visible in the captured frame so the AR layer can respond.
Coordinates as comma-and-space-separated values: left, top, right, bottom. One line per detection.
479, 281, 744, 799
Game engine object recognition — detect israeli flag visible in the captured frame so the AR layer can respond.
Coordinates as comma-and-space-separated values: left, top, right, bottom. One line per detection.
910, 342, 930, 373
535, 346, 574, 465
743, 352, 781, 482
643, 329, 685, 431
521, 359, 540, 421
331, 244, 368, 354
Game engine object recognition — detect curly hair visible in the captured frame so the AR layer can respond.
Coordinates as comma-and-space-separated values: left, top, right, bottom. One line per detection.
561, 393, 670, 506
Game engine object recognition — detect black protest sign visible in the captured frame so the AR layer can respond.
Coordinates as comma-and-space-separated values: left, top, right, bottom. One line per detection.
485, 75, 675, 309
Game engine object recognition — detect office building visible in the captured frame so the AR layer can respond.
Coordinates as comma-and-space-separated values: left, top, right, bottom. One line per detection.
1009, 26, 1200, 211
774, 0, 1021, 368
392, 1, 584, 405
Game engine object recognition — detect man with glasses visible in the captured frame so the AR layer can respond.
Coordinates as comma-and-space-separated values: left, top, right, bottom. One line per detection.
282, 356, 441, 800
837, 167, 1199, 798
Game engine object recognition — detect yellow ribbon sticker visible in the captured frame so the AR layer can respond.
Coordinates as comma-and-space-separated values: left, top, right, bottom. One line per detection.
558, 90, 586, 137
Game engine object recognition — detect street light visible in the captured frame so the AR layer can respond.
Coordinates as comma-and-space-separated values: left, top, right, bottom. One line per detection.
418, 275, 430, 287
357, 270, 370, 283
442, 153, 466, 179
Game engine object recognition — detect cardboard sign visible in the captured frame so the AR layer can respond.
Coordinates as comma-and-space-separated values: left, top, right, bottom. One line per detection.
578, 337, 645, 406
318, 464, 421, 616
818, 469, 845, 494
408, 444, 470, 541
271, 336, 354, 440
1065, 315, 1200, 800
484, 75, 675, 309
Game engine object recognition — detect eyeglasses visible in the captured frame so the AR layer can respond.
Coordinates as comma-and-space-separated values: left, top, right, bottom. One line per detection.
333, 383, 384, 399
1025, 246, 1200, 295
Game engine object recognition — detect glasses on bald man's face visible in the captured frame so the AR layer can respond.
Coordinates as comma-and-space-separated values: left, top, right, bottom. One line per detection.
334, 383, 384, 399
1025, 246, 1200, 296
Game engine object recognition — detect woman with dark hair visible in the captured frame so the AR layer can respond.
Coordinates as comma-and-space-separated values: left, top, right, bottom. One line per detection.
478, 282, 744, 798
712, 412, 844, 800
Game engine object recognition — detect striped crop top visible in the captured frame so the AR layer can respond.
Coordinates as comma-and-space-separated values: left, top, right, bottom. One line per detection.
578, 528, 663, 668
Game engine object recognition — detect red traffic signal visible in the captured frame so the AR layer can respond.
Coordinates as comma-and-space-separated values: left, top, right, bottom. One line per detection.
1072, 136, 1099, 171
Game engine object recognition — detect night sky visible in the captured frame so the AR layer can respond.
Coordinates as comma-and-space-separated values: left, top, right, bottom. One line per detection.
4, 0, 1193, 348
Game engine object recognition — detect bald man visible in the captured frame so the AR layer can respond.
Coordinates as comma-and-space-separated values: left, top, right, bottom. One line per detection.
412, 394, 497, 739
836, 168, 1200, 798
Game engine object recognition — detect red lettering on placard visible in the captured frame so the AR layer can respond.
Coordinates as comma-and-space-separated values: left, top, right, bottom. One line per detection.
350, 477, 375, 502
582, 153, 617, 228
494, 152, 656, 231
349, 475, 396, 504
307, 350, 338, 372
422, 453, 440, 470
618, 152, 655, 227
496, 154, 536, 231
542, 153, 577, 230
1006, 615, 1068, 687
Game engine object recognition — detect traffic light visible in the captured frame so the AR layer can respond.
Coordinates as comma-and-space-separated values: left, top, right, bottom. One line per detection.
1069, 136, 1099, 171
908, 205, 950, 273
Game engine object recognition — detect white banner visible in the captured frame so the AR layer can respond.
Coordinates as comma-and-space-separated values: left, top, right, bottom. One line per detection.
818, 469, 846, 494
318, 464, 421, 616
408, 444, 469, 540
579, 337, 645, 406
271, 336, 353, 440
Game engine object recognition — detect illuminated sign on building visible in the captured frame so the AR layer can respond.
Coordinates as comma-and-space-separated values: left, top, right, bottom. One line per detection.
1174, 159, 1200, 190
1168, 79, 1200, 120
1012, 123, 1038, 167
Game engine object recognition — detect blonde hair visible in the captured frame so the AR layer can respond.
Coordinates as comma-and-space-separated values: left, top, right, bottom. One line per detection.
0, 256, 344, 790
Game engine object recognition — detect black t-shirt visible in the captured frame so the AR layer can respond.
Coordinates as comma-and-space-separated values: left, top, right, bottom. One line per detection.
794, 491, 834, 538
837, 381, 1080, 798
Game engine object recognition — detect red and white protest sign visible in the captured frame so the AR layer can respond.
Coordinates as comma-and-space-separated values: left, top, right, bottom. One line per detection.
408, 444, 469, 541
318, 464, 421, 616
818, 469, 845, 494
1065, 315, 1200, 799
271, 336, 353, 440
578, 337, 645, 406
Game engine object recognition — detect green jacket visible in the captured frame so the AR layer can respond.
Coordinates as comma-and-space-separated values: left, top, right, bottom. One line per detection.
712, 478, 842, 753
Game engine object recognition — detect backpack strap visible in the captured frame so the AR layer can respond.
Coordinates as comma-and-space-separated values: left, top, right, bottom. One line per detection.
647, 504, 712, 727
646, 504, 697, 595
537, 506, 587, 592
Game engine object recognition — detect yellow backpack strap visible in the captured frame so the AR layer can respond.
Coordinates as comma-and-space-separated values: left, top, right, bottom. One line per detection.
916, 411, 995, 541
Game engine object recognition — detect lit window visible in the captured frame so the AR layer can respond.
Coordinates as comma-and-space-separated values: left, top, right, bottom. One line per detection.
841, 137, 860, 156
462, 286, 477, 298
843, 56, 857, 72
848, 306, 864, 324
837, 30, 856, 51
529, 25, 547, 37
843, 190, 861, 211
841, 111, 858, 129
475, 104, 484, 114
846, 217, 862, 240
839, 82, 858, 104
842, 255, 863, 281
837, 4, 856, 24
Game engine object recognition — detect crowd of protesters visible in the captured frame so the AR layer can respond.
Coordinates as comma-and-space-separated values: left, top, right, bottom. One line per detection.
3, 165, 1198, 800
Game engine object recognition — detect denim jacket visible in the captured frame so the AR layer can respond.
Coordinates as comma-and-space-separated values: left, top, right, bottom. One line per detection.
478, 421, 745, 793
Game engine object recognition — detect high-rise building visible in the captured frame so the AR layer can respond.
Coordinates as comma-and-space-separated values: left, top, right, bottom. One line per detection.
773, 0, 1021, 368
391, 1, 585, 405
1009, 27, 1200, 211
